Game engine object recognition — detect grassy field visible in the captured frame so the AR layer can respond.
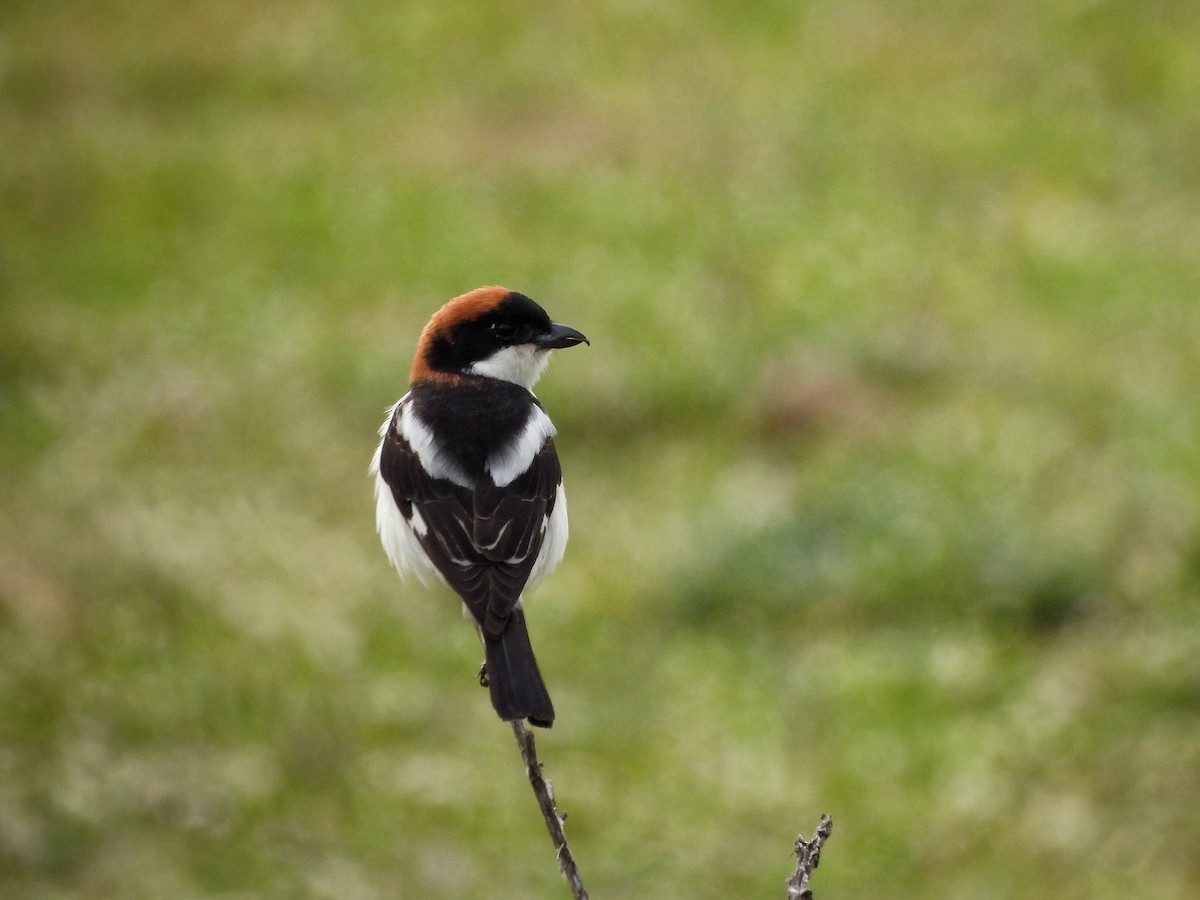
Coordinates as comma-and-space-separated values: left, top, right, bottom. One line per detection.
3, 1, 1200, 897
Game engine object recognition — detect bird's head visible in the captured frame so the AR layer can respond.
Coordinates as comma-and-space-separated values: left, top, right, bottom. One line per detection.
410, 286, 588, 390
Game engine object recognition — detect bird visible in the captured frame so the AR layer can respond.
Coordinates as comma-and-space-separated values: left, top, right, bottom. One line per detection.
370, 286, 588, 728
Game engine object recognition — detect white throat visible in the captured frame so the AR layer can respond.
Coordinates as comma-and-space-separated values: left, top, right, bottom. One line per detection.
467, 345, 553, 391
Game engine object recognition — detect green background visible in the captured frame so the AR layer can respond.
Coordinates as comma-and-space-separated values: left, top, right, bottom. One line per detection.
3, 1, 1199, 896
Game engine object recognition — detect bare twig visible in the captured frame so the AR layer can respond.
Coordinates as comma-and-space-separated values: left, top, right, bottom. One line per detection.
786, 814, 833, 899
511, 720, 589, 900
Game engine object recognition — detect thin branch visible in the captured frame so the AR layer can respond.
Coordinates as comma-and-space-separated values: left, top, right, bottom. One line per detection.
786, 814, 833, 899
511, 720, 590, 900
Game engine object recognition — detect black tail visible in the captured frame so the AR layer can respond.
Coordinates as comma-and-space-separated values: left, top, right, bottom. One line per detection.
484, 608, 555, 728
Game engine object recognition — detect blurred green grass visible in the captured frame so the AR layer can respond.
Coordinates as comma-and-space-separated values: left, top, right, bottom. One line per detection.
3, 0, 1200, 896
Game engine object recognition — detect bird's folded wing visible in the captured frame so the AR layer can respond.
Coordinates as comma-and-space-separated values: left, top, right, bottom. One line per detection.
473, 438, 561, 563
471, 439, 562, 631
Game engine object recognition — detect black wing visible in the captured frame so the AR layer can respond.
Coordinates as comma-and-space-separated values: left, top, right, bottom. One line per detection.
377, 404, 561, 637
472, 438, 561, 634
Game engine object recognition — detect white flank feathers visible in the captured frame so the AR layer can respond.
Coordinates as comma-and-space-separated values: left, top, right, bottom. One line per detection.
527, 484, 568, 592
370, 434, 443, 586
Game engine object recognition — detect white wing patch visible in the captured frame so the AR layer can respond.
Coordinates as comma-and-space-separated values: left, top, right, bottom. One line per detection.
486, 405, 556, 487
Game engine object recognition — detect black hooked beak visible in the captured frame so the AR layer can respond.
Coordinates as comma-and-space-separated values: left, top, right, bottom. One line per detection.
535, 322, 589, 349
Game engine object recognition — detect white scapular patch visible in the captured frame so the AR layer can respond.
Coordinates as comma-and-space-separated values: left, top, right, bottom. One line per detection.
397, 397, 472, 488
486, 405, 556, 487
526, 484, 568, 592
468, 344, 553, 391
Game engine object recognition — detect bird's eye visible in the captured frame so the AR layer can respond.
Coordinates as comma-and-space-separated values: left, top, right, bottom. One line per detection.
490, 322, 517, 340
